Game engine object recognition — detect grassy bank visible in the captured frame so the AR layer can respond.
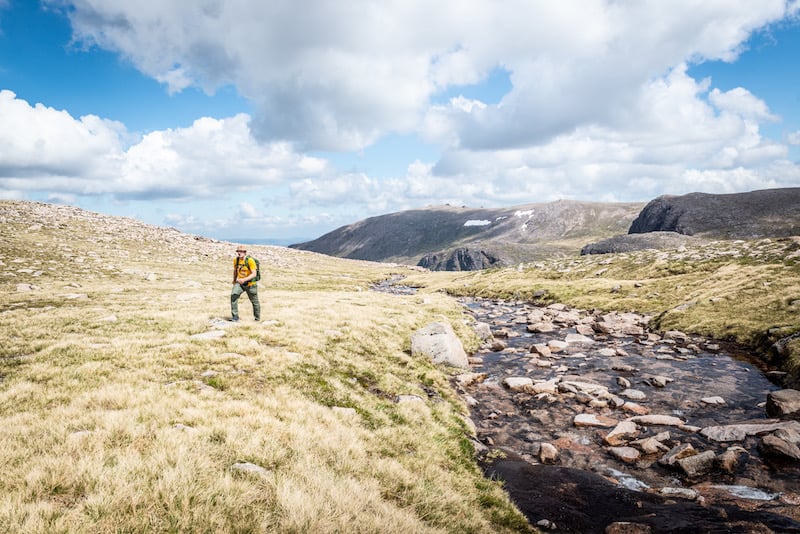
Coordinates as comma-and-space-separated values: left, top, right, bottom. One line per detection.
0, 202, 529, 533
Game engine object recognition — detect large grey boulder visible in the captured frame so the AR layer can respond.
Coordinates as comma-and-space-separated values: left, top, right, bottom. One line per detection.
411, 322, 469, 369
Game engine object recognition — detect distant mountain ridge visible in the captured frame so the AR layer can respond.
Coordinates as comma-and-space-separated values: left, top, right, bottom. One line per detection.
290, 200, 645, 268
291, 188, 800, 269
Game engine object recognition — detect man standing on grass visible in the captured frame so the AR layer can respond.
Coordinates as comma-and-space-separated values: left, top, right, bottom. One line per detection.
231, 245, 260, 322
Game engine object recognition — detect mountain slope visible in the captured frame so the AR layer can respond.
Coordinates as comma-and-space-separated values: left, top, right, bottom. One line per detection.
629, 187, 800, 238
290, 200, 645, 268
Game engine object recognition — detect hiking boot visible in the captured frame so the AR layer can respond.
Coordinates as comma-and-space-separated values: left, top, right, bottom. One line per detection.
231, 316, 239, 322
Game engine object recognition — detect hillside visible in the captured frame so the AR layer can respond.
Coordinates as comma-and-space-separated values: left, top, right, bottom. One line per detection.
290, 200, 645, 268
3, 200, 800, 532
629, 187, 800, 238
0, 200, 529, 533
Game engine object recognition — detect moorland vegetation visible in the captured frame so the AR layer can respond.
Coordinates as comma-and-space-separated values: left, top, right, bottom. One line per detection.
1, 200, 798, 532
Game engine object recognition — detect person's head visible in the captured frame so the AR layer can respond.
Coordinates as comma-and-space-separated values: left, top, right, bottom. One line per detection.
236, 245, 247, 256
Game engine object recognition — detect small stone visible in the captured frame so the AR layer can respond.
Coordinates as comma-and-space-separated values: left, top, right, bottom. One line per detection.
716, 446, 749, 473
503, 377, 533, 391
230, 462, 270, 476
659, 443, 697, 467
539, 442, 560, 464
659, 487, 698, 500
605, 522, 652, 534
622, 402, 650, 416
609, 446, 640, 463
700, 396, 725, 405
574, 413, 618, 428
620, 389, 647, 401
605, 421, 639, 446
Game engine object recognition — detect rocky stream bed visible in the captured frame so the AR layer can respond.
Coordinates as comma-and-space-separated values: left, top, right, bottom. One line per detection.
456, 297, 800, 533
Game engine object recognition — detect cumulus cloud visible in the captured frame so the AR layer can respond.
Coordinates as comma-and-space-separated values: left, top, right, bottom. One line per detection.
0, 90, 327, 200
3, 1, 799, 237
47, 0, 793, 152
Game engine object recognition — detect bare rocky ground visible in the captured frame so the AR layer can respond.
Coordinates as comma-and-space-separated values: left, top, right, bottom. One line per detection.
457, 297, 800, 533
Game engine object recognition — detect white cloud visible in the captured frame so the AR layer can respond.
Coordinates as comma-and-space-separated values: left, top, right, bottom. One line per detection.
788, 131, 800, 145
47, 0, 793, 152
0, 91, 327, 200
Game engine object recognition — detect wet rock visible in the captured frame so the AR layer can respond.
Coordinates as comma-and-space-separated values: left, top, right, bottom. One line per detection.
759, 434, 800, 461
454, 372, 487, 387
644, 375, 672, 388
530, 343, 551, 357
503, 377, 533, 391
616, 377, 631, 389
561, 380, 608, 395
539, 442, 560, 464
472, 322, 493, 340
490, 340, 507, 351
766, 389, 800, 419
620, 389, 647, 401
574, 414, 619, 428
663, 330, 689, 343
716, 446, 749, 473
700, 396, 725, 405
627, 415, 686, 428
659, 487, 699, 500
677, 450, 716, 477
609, 446, 640, 463
565, 333, 596, 345
659, 443, 698, 467
630, 436, 670, 455
532, 378, 560, 395
700, 420, 800, 442
604, 522, 653, 534
622, 402, 650, 415
528, 322, 556, 333
605, 421, 639, 446
576, 324, 595, 336
774, 427, 800, 445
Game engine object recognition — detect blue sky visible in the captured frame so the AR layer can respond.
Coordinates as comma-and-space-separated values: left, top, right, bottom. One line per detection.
1, 1, 799, 241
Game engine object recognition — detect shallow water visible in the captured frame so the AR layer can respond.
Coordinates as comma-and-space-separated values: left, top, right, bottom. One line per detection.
459, 297, 799, 497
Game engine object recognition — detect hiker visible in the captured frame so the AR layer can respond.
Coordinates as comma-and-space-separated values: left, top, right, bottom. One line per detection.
231, 245, 260, 321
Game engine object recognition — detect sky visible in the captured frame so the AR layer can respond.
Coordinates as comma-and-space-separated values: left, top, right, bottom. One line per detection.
1, 1, 799, 242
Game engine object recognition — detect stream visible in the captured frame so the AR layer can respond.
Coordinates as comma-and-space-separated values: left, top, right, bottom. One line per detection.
458, 296, 800, 533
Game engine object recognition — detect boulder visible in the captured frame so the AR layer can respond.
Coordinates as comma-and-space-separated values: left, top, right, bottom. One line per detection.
766, 389, 800, 419
758, 434, 800, 461
676, 450, 716, 477
411, 322, 469, 368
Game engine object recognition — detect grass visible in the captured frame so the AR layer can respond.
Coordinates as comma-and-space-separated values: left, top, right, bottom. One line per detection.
0, 201, 530, 533
4, 200, 798, 532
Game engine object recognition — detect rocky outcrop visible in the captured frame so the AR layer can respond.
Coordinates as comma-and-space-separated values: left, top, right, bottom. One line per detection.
628, 188, 800, 238
580, 231, 702, 255
417, 247, 504, 271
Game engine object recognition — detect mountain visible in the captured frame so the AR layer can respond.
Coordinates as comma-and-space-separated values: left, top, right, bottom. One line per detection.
582, 188, 800, 255
290, 200, 645, 269
629, 188, 800, 238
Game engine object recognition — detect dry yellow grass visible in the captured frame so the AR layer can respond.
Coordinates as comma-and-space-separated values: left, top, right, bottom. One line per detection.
0, 201, 530, 533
